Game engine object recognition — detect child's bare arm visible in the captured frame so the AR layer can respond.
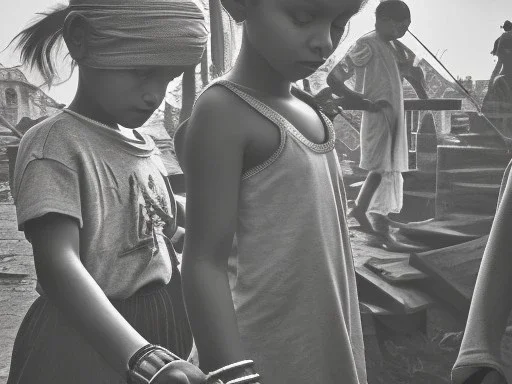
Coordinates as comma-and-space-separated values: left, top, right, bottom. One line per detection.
326, 60, 362, 100
26, 213, 204, 383
26, 213, 147, 375
327, 60, 379, 111
180, 88, 254, 373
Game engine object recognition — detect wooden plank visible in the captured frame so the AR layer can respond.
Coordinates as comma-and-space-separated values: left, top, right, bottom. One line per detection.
389, 215, 490, 249
356, 263, 435, 315
0, 255, 35, 277
0, 205, 15, 215
451, 182, 501, 190
360, 299, 429, 335
0, 205, 23, 241
350, 223, 435, 315
436, 145, 510, 173
409, 236, 488, 314
339, 98, 462, 111
364, 257, 428, 284
360, 301, 392, 316
404, 98, 462, 111
0, 230, 25, 241
0, 220, 17, 230
374, 310, 428, 335
350, 231, 405, 261
0, 240, 33, 257
0, 272, 28, 279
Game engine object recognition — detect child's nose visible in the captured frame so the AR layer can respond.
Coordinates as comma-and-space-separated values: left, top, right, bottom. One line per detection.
141, 92, 159, 109
141, 85, 165, 109
311, 27, 334, 59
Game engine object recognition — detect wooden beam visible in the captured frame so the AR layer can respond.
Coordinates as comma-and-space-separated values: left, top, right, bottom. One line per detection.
0, 115, 23, 138
409, 235, 488, 314
404, 98, 462, 111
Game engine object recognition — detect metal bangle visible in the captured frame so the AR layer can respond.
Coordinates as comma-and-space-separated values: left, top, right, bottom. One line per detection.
207, 374, 260, 384
127, 345, 180, 384
148, 361, 178, 384
206, 360, 255, 381
226, 373, 261, 384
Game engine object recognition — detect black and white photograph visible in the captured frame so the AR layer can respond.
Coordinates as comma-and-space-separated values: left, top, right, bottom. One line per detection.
0, 0, 511, 383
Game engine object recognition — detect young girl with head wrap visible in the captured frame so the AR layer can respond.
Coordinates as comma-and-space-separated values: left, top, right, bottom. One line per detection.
7, 1, 208, 383
174, 0, 368, 383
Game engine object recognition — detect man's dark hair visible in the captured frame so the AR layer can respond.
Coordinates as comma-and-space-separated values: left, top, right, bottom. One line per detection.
376, 0, 411, 22
503, 20, 512, 32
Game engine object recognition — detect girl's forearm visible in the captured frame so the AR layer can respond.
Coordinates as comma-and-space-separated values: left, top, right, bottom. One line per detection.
328, 80, 364, 102
36, 254, 147, 375
181, 257, 247, 373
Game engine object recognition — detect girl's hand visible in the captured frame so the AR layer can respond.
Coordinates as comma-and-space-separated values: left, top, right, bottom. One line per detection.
150, 360, 206, 384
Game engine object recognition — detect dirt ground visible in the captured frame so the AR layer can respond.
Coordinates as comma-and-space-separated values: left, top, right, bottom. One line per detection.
0, 186, 38, 384
0, 178, 467, 384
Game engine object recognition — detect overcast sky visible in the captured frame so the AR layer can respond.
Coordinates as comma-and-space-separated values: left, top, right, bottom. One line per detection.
1, 0, 511, 104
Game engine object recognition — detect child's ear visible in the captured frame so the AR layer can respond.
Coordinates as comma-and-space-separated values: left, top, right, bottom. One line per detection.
220, 0, 247, 23
62, 13, 90, 61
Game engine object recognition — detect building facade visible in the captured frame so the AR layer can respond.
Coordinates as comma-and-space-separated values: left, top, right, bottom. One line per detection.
0, 65, 63, 134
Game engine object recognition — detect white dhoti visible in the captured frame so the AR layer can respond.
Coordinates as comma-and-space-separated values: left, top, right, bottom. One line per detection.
340, 32, 409, 216
368, 171, 403, 216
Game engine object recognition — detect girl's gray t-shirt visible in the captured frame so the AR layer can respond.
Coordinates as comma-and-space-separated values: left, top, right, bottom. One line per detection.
13, 110, 177, 299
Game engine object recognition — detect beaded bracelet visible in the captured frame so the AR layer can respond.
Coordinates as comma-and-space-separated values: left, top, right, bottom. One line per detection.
127, 344, 181, 384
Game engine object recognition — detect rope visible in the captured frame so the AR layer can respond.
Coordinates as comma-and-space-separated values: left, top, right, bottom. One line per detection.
407, 29, 512, 150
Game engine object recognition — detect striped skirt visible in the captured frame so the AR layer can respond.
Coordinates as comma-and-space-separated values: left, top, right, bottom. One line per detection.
7, 271, 192, 384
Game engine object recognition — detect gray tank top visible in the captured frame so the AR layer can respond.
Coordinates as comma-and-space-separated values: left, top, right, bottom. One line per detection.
199, 80, 368, 384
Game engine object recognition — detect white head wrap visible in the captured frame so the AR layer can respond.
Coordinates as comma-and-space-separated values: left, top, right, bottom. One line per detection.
67, 0, 208, 68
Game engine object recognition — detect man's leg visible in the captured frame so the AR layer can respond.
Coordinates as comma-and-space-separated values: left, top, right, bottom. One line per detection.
369, 212, 390, 234
351, 171, 382, 232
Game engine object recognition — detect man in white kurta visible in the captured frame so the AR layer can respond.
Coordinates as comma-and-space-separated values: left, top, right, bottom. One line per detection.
327, 0, 411, 233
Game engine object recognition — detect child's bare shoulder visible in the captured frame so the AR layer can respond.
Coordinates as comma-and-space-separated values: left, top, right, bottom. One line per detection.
184, 84, 256, 146
177, 84, 257, 167
193, 84, 251, 128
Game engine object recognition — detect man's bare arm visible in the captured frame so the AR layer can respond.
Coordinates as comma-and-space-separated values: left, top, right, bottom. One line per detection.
327, 62, 381, 111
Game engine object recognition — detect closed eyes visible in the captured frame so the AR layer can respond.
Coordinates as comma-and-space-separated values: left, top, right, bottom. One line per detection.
291, 10, 315, 25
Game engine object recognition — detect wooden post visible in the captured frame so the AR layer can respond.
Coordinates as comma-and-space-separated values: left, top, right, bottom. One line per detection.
0, 115, 23, 139
201, 46, 209, 87
209, 0, 226, 78
179, 67, 196, 125
7, 145, 19, 193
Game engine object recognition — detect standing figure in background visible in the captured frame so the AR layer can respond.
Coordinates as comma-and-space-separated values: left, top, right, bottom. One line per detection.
485, 21, 512, 112
491, 20, 512, 57
327, 0, 412, 235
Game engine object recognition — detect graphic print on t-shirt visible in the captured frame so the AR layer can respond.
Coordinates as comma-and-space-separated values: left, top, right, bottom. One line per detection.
128, 172, 175, 257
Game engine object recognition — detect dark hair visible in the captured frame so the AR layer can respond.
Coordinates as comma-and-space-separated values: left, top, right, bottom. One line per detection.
8, 3, 72, 86
375, 0, 411, 22
503, 20, 512, 32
